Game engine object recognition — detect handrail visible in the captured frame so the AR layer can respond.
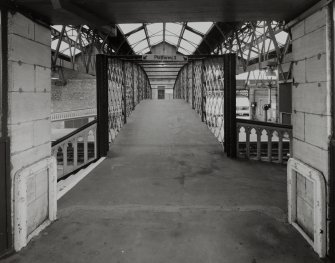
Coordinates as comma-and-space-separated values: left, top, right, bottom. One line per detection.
236, 119, 292, 163
52, 120, 97, 147
51, 108, 97, 122
236, 118, 292, 129
52, 120, 98, 180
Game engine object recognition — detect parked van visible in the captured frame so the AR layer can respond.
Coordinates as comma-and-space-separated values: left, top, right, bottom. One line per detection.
236, 96, 250, 117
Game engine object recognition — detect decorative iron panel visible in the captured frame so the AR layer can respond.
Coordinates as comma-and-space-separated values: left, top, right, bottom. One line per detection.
107, 58, 151, 143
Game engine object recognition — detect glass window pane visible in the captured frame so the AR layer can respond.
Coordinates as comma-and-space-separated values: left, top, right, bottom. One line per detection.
187, 22, 213, 34
147, 23, 163, 36
119, 23, 142, 34
165, 35, 179, 45
183, 30, 202, 45
128, 30, 146, 46
132, 39, 149, 53
150, 35, 163, 45
178, 47, 191, 55
166, 23, 182, 36
179, 39, 196, 53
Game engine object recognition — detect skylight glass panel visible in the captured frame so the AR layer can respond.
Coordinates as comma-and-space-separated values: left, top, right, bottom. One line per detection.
58, 42, 70, 52
140, 47, 151, 54
51, 25, 63, 31
150, 35, 163, 45
147, 23, 163, 36
275, 31, 289, 46
166, 23, 182, 36
66, 28, 79, 41
187, 22, 213, 34
180, 39, 196, 53
132, 39, 149, 53
165, 35, 179, 45
118, 24, 142, 35
127, 30, 146, 46
178, 47, 191, 55
183, 30, 203, 45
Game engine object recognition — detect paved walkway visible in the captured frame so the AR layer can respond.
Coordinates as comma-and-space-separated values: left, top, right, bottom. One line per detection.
2, 100, 321, 263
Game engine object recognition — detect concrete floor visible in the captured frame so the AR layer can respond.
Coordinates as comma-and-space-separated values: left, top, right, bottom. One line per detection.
2, 100, 322, 263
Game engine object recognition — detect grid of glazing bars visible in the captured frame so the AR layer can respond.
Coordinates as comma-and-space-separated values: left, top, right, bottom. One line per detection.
174, 57, 225, 144
107, 58, 151, 143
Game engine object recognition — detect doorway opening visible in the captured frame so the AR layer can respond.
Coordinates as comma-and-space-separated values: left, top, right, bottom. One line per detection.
158, 86, 165, 100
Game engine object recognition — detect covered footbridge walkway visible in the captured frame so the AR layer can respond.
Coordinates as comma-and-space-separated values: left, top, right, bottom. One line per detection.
1, 0, 334, 261
1, 99, 321, 263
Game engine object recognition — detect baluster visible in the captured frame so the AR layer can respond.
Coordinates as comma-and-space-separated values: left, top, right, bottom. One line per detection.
62, 143, 68, 175
84, 132, 88, 163
236, 125, 240, 157
256, 128, 261, 160
73, 138, 78, 169
278, 131, 283, 163
93, 127, 97, 159
289, 131, 293, 158
267, 129, 272, 162
246, 127, 250, 159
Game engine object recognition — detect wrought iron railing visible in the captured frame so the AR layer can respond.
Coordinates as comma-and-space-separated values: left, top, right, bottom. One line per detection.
107, 58, 151, 143
174, 57, 226, 145
174, 54, 291, 163
52, 120, 97, 180
236, 119, 292, 163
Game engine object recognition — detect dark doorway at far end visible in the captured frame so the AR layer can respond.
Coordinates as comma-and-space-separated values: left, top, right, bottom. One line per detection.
158, 86, 165, 100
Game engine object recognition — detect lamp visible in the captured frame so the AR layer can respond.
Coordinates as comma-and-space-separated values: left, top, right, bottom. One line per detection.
265, 62, 277, 77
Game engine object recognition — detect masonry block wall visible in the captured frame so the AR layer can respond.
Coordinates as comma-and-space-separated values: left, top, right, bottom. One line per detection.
7, 12, 53, 242
52, 79, 96, 113
291, 6, 331, 250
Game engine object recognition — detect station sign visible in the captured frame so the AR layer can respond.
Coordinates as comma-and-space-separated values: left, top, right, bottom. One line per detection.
142, 54, 188, 62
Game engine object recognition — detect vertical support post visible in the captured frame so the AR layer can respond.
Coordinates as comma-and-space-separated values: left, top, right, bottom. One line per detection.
96, 54, 109, 158
224, 54, 237, 158
201, 60, 205, 122
192, 61, 195, 109
328, 2, 335, 259
0, 9, 12, 255
138, 68, 140, 103
122, 61, 127, 124
141, 72, 145, 100
186, 64, 189, 103
132, 63, 135, 110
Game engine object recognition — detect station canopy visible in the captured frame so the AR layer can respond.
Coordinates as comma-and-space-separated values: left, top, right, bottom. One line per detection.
118, 22, 213, 55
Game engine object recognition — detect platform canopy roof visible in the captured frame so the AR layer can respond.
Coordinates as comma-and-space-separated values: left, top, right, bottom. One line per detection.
2, 0, 320, 56
3, 0, 319, 26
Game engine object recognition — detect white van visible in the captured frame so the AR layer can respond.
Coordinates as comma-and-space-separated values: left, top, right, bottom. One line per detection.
236, 96, 250, 117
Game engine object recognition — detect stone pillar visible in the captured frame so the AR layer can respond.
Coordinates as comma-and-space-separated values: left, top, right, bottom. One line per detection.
291, 6, 331, 255
7, 12, 56, 250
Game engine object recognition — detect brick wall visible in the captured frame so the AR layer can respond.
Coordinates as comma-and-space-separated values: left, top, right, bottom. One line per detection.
52, 79, 96, 113
7, 12, 54, 247
51, 68, 96, 113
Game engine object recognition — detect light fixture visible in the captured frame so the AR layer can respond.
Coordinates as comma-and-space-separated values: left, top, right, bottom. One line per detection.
265, 62, 277, 77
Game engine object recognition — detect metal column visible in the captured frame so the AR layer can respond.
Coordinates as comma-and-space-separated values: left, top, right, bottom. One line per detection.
96, 54, 109, 158
224, 54, 237, 158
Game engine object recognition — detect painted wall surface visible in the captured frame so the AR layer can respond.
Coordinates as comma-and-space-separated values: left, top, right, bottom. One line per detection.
7, 12, 56, 249
291, 6, 331, 253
